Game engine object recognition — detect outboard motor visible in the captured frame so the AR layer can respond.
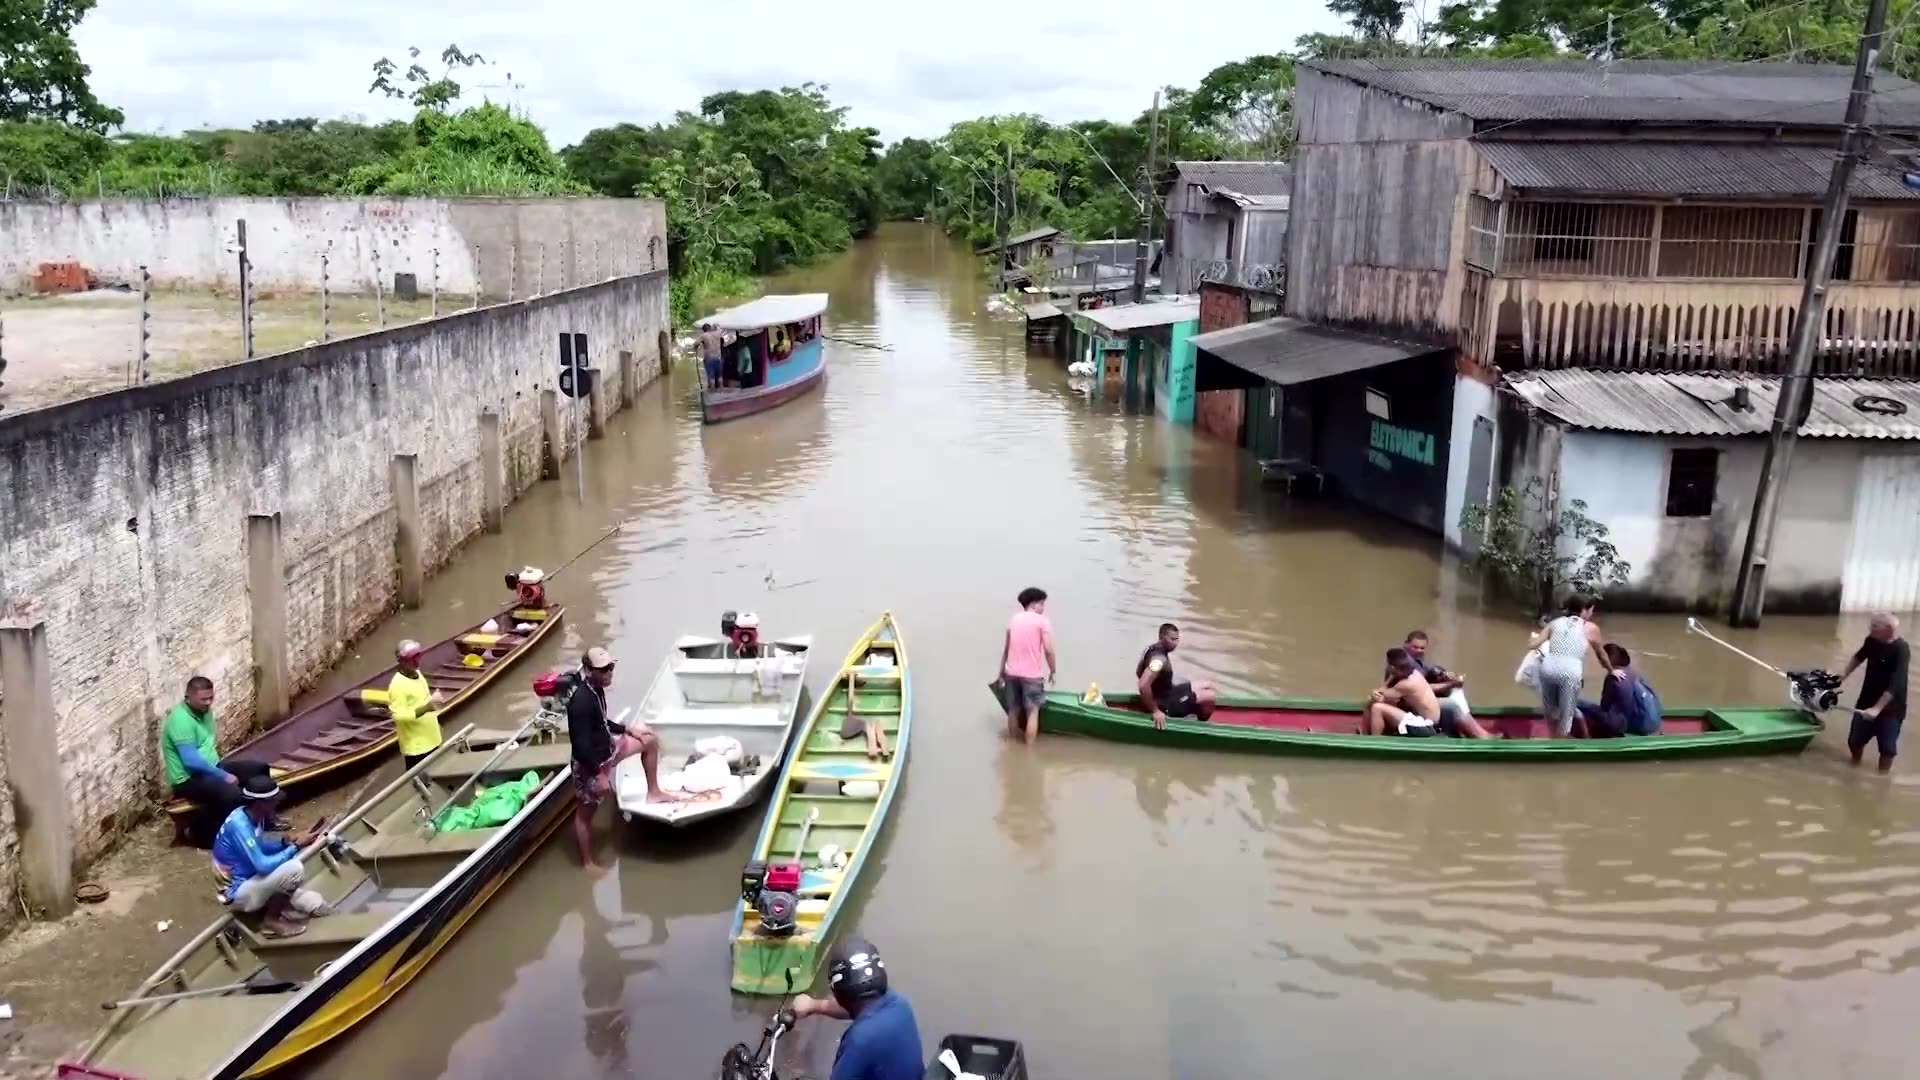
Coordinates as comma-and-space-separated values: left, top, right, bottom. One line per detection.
730, 611, 763, 659
532, 667, 582, 713
505, 566, 549, 609
720, 610, 739, 640
740, 861, 799, 936
1787, 668, 1845, 714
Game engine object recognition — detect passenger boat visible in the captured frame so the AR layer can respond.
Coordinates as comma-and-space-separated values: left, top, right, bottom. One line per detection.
165, 575, 564, 834
1023, 689, 1821, 760
66, 711, 579, 1079
615, 624, 813, 828
700, 294, 830, 424
731, 613, 910, 995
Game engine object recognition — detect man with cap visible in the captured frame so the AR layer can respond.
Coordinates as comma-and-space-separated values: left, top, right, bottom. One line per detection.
567, 646, 679, 872
791, 936, 923, 1080
212, 774, 330, 938
388, 639, 445, 771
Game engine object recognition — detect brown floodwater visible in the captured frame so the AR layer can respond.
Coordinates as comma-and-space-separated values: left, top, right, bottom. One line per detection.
289, 224, 1920, 1080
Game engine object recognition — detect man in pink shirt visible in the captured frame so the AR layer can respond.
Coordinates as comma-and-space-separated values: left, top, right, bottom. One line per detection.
999, 587, 1057, 746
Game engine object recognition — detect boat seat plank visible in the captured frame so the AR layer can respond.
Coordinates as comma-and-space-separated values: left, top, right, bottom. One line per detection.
789, 760, 892, 783
459, 632, 523, 649
249, 910, 395, 951
424, 742, 574, 781
351, 828, 497, 860
352, 688, 390, 704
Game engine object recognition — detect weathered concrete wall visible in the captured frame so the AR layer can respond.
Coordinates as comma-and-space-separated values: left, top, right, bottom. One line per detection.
0, 270, 668, 926
0, 197, 667, 299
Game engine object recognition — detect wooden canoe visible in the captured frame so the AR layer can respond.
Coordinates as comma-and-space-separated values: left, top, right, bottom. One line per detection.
614, 632, 813, 828
68, 717, 576, 1080
730, 612, 910, 995
1025, 689, 1821, 761
165, 603, 565, 828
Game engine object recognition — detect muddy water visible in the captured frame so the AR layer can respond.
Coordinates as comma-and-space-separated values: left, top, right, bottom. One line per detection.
291, 224, 1920, 1080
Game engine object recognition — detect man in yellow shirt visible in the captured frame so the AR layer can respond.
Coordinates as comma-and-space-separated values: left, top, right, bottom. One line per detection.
388, 640, 443, 770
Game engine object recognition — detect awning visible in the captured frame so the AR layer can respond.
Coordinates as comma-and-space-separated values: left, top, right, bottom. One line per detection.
1190, 317, 1440, 386
703, 294, 829, 331
1475, 140, 1920, 201
1077, 299, 1200, 334
1023, 302, 1065, 320
1506, 370, 1920, 438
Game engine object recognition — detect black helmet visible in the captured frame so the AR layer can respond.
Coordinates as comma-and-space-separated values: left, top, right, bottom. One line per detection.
826, 936, 888, 1006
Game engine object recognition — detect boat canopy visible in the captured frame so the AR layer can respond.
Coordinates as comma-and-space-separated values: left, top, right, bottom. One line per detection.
704, 293, 829, 332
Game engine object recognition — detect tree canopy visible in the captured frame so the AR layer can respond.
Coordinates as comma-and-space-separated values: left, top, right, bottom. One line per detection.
1, 0, 122, 130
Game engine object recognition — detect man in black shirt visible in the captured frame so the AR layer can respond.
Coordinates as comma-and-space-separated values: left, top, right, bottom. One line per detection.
567, 647, 675, 872
1841, 613, 1909, 773
1136, 623, 1215, 729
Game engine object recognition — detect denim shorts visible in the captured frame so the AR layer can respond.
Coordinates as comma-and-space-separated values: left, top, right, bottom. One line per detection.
1848, 711, 1905, 757
1002, 675, 1045, 709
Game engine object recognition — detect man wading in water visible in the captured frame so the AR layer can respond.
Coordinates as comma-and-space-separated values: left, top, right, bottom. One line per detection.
1841, 612, 1909, 773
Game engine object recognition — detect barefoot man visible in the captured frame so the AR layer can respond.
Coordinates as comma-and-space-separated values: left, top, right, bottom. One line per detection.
1364, 647, 1441, 736
567, 647, 679, 872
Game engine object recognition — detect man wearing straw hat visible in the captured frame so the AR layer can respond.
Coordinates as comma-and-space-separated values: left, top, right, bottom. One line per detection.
212, 774, 330, 938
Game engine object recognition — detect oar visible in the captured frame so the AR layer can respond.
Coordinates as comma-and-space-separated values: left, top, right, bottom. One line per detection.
792, 806, 819, 865
105, 972, 297, 1010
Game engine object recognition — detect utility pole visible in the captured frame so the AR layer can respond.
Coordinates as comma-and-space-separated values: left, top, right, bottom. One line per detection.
1133, 90, 1161, 304
236, 219, 254, 360
1731, 0, 1888, 626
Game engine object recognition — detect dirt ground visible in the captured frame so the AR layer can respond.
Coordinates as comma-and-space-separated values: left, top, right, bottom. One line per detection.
0, 289, 440, 414
0, 771, 389, 1079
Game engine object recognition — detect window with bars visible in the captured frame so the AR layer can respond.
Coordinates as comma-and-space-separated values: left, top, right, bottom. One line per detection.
1665, 448, 1719, 518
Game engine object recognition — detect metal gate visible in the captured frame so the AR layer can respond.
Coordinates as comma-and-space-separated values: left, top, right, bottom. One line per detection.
1841, 454, 1920, 612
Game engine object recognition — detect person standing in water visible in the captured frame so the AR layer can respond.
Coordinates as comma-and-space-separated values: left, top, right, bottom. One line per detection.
1840, 612, 1909, 773
999, 587, 1056, 746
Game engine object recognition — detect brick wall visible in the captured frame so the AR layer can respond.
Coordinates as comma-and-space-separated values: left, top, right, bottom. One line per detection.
1196, 283, 1251, 444
0, 271, 669, 927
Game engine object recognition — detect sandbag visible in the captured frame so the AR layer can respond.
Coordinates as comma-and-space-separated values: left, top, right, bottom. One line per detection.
434, 770, 542, 832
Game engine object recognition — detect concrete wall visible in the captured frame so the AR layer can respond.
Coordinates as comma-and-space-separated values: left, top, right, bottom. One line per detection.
1442, 370, 1497, 548
1554, 432, 1872, 612
0, 197, 667, 299
0, 270, 669, 925
1288, 68, 1472, 337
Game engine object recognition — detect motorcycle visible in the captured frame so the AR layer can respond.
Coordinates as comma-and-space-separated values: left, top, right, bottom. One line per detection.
718, 1006, 798, 1080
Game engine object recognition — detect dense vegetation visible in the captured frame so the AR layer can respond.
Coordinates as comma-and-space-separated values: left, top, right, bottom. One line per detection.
4, 0, 1913, 323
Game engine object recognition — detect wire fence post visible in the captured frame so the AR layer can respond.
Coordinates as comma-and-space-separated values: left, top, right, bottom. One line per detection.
237, 219, 254, 360
372, 244, 386, 328
508, 243, 517, 302
320, 247, 331, 343
430, 247, 440, 318
472, 246, 481, 309
136, 265, 152, 384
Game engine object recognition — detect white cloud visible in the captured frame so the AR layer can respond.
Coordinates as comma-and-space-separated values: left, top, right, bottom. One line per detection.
75, 0, 1348, 145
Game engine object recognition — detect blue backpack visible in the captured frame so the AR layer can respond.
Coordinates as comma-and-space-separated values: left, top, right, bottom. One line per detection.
1627, 677, 1663, 735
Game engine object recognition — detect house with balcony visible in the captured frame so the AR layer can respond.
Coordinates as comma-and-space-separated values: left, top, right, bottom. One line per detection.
1163, 160, 1292, 294
1192, 56, 1920, 611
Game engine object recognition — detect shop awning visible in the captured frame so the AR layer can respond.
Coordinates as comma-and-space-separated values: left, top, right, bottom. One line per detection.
1190, 317, 1440, 386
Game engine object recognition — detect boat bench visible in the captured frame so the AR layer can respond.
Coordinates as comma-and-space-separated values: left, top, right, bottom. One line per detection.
350, 828, 496, 861
249, 910, 394, 952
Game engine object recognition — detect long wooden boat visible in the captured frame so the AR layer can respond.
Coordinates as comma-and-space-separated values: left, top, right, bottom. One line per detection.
66, 715, 577, 1079
700, 294, 830, 424
165, 600, 565, 830
730, 613, 910, 995
615, 631, 813, 828
1025, 689, 1820, 761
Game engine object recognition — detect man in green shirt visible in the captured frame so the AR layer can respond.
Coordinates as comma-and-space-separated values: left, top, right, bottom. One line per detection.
163, 676, 275, 845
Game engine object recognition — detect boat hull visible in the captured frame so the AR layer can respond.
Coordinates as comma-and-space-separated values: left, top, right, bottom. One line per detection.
165, 604, 565, 827
730, 614, 909, 994
1026, 690, 1821, 761
702, 363, 826, 423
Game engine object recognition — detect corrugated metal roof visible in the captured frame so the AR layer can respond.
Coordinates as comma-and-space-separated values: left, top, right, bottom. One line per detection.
704, 294, 828, 331
1023, 302, 1065, 320
1175, 160, 1293, 196
1303, 58, 1920, 130
1077, 299, 1200, 333
982, 225, 1062, 253
1213, 188, 1292, 210
1476, 140, 1920, 200
1505, 370, 1920, 438
1191, 317, 1440, 385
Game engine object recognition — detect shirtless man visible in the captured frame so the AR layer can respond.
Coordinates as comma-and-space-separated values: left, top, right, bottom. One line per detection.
698, 323, 735, 389
1364, 647, 1440, 736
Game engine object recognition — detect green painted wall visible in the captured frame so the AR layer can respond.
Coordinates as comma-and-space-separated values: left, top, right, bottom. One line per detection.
1154, 318, 1197, 424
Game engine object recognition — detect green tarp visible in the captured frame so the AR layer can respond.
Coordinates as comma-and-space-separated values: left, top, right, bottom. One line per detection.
433, 770, 541, 832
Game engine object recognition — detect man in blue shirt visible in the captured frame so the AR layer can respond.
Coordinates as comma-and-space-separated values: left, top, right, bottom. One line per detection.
212, 774, 329, 938
791, 936, 922, 1080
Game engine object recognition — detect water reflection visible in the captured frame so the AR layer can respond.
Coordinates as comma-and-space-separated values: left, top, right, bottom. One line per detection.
697, 391, 832, 502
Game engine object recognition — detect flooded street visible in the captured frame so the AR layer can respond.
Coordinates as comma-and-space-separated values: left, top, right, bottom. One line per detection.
291, 224, 1919, 1080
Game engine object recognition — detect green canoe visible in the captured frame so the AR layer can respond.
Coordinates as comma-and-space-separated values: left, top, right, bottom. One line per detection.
1019, 688, 1820, 761
731, 612, 911, 994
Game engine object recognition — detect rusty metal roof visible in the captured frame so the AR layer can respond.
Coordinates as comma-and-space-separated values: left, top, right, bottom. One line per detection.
1505, 370, 1920, 438
1304, 58, 1920, 130
1476, 140, 1920, 200
1192, 317, 1440, 385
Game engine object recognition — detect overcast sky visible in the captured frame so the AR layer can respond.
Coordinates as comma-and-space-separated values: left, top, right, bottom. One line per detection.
75, 0, 1348, 147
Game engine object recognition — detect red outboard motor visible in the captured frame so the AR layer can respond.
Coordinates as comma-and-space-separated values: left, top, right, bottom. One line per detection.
730, 611, 762, 658
504, 566, 548, 609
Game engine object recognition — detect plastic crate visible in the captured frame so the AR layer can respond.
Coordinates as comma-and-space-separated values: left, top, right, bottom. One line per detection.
926, 1033, 1028, 1080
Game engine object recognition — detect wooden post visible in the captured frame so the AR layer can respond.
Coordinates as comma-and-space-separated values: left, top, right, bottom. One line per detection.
540, 388, 564, 479
390, 454, 423, 609
618, 349, 637, 409
0, 621, 75, 917
479, 410, 505, 533
246, 513, 290, 726
588, 364, 608, 439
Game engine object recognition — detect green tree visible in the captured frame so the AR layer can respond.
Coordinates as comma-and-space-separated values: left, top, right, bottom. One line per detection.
874, 136, 938, 218
1187, 55, 1295, 159
1, 0, 122, 130
369, 44, 488, 112
1459, 481, 1632, 612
